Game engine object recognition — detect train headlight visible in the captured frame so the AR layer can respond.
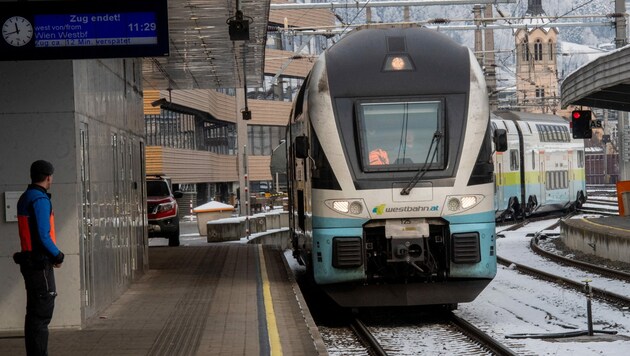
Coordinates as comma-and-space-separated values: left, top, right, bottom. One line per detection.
326, 199, 365, 216
333, 201, 349, 213
445, 195, 484, 213
383, 54, 415, 71
460, 196, 478, 209
349, 201, 363, 215
447, 198, 460, 211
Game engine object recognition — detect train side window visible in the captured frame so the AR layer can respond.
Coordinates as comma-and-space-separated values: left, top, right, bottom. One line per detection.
577, 150, 585, 168
510, 149, 519, 170
561, 126, 570, 142
545, 172, 550, 190
536, 124, 545, 142
563, 171, 568, 188
544, 125, 552, 142
553, 125, 561, 142
540, 125, 547, 142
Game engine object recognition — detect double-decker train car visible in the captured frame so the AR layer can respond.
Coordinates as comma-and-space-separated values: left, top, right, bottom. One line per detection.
491, 111, 587, 221
281, 25, 505, 308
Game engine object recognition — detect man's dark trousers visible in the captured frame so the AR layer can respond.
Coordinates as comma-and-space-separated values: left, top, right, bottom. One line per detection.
20, 263, 56, 356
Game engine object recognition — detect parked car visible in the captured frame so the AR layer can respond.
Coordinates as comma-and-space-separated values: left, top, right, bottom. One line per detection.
146, 176, 183, 246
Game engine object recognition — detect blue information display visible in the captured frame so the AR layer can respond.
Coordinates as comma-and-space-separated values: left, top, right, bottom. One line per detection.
0, 0, 168, 61
34, 12, 158, 48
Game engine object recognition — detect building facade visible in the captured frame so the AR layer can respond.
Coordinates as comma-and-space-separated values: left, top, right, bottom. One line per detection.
514, 1, 559, 114
143, 1, 335, 214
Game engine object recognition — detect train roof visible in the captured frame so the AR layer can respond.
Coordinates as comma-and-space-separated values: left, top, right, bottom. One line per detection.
492, 110, 569, 124
323, 25, 472, 98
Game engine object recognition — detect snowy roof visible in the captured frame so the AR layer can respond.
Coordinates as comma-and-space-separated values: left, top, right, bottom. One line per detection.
193, 201, 235, 213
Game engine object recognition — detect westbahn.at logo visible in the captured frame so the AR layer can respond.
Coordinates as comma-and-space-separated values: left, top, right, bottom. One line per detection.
372, 204, 439, 215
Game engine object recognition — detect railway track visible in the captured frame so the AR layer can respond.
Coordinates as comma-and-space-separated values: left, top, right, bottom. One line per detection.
497, 254, 630, 308
497, 215, 630, 309
346, 313, 516, 356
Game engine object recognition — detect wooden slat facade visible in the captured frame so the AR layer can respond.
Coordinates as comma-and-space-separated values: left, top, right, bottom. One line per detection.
270, 1, 336, 28
265, 48, 316, 78
143, 90, 161, 115
146, 146, 272, 184
141, 1, 328, 186
145, 89, 292, 126
146, 146, 238, 184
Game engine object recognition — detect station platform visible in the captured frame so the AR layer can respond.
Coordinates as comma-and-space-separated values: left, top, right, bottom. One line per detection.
0, 243, 327, 355
561, 215, 630, 264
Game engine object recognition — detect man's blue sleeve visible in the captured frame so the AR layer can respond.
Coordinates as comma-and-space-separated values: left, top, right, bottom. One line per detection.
31, 197, 61, 257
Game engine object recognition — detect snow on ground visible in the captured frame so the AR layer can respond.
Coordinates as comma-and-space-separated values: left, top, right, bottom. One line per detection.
156, 208, 630, 355
458, 217, 630, 356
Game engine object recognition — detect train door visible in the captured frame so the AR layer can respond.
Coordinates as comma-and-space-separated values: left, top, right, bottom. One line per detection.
567, 149, 575, 204
495, 158, 503, 211
530, 149, 542, 209
288, 118, 310, 263
539, 152, 546, 205
79, 123, 95, 319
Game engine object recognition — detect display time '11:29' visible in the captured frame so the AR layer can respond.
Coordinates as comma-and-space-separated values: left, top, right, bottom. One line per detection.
128, 22, 156, 32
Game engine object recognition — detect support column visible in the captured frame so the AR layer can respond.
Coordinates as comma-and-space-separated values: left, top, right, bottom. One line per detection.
236, 86, 249, 217
615, 0, 630, 180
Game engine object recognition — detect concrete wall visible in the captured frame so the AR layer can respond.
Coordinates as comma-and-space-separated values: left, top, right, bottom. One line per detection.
0, 58, 146, 331
560, 218, 630, 264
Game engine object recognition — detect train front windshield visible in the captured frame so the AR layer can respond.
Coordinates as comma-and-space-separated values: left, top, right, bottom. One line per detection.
358, 100, 445, 171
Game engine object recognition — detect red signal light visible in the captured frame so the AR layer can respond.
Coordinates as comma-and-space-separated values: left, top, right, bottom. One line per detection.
572, 111, 581, 119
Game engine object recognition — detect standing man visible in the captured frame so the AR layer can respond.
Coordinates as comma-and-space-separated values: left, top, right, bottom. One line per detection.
13, 160, 64, 356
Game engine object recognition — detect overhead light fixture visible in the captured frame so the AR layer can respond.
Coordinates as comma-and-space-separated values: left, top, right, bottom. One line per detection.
227, 10, 253, 41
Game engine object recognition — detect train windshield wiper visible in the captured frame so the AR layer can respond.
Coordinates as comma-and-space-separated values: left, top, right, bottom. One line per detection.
400, 131, 442, 195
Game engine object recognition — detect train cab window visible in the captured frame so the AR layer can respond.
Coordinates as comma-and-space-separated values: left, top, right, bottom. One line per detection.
509, 149, 519, 170
357, 100, 444, 171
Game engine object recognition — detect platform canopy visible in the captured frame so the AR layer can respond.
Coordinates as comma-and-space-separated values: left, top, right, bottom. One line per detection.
561, 45, 630, 111
142, 0, 270, 90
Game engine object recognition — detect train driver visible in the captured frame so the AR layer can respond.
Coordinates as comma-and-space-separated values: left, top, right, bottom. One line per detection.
369, 147, 390, 165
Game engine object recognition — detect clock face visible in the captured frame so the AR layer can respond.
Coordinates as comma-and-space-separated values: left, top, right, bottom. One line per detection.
2, 16, 33, 47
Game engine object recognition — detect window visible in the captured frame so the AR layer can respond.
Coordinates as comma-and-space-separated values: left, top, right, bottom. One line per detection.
534, 39, 543, 61
358, 100, 444, 170
546, 171, 568, 190
548, 40, 554, 61
536, 124, 570, 143
145, 108, 237, 154
510, 149, 519, 171
522, 43, 529, 62
535, 88, 545, 98
248, 125, 287, 156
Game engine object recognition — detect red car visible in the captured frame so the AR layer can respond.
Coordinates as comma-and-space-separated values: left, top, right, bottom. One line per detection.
146, 176, 183, 246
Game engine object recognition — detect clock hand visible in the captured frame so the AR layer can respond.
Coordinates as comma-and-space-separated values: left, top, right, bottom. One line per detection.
14, 22, 20, 34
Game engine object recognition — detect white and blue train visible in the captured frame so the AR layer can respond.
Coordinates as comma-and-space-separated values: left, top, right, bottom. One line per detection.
491, 111, 587, 221
282, 25, 506, 307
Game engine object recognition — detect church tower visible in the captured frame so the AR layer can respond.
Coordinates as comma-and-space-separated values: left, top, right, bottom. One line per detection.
514, 0, 559, 113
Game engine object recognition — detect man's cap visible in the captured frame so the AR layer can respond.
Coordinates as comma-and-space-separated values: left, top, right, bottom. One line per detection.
30, 160, 54, 178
